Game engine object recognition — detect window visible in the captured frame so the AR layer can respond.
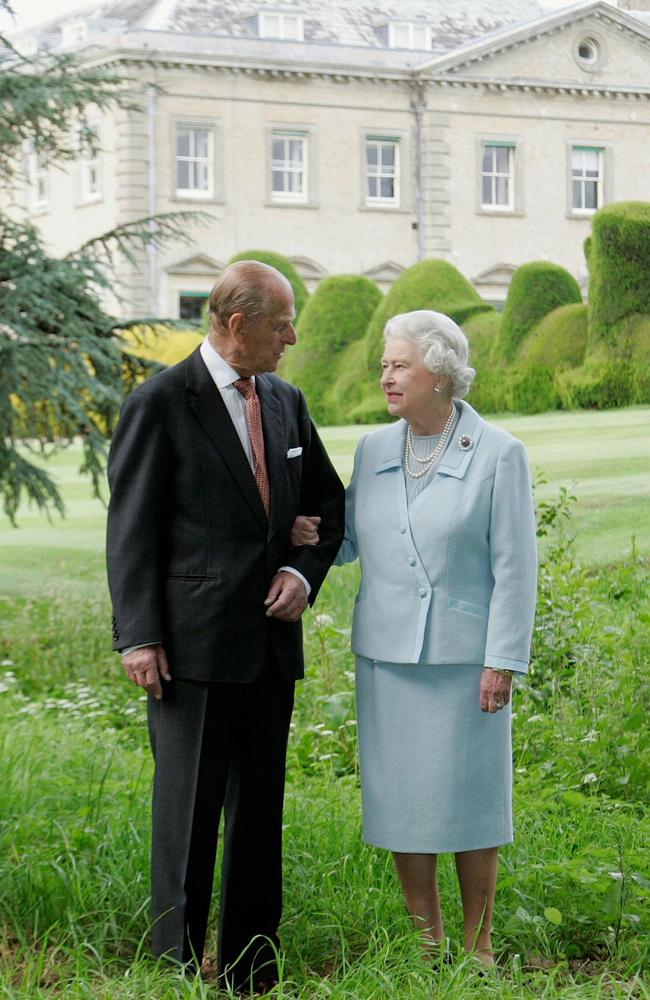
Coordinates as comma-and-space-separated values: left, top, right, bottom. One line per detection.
384, 21, 431, 50
574, 34, 604, 71
179, 292, 209, 322
365, 138, 399, 206
78, 123, 101, 202
481, 143, 514, 211
26, 143, 48, 210
176, 125, 214, 198
571, 147, 602, 214
258, 12, 304, 40
270, 132, 307, 203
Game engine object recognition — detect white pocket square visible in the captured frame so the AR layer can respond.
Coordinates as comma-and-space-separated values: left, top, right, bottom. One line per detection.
287, 447, 303, 459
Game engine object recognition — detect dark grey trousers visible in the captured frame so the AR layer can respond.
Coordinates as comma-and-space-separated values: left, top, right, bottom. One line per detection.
147, 667, 295, 989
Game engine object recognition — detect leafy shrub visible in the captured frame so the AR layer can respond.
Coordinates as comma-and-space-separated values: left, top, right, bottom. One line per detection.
120, 325, 203, 366
495, 261, 582, 364
587, 201, 650, 358
518, 303, 588, 369
283, 276, 381, 424
227, 249, 310, 317
466, 370, 508, 415
321, 339, 383, 425
555, 361, 640, 409
462, 310, 501, 373
508, 365, 559, 414
363, 259, 493, 374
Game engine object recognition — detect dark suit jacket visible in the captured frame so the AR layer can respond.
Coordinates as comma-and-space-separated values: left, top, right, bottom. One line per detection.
106, 346, 345, 682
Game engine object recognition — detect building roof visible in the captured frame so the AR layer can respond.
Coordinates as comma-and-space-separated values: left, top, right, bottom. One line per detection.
14, 0, 546, 55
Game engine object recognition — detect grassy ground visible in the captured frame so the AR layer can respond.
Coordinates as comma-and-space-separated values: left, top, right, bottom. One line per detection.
0, 407, 649, 997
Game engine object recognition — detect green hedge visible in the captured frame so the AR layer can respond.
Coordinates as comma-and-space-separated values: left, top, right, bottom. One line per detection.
462, 310, 501, 374
363, 259, 493, 374
466, 370, 508, 415
556, 361, 650, 409
587, 201, 650, 358
518, 303, 588, 369
227, 250, 310, 317
283, 275, 381, 424
495, 261, 582, 364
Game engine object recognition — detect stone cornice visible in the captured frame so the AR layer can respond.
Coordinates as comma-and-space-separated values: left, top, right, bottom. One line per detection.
423, 76, 650, 99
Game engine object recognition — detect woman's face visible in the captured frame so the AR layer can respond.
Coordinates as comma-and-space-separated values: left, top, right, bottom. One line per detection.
380, 338, 440, 422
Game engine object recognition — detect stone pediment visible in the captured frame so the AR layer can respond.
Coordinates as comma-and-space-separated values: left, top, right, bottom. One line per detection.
420, 2, 650, 93
363, 260, 405, 283
473, 263, 516, 287
166, 254, 225, 276
289, 256, 328, 279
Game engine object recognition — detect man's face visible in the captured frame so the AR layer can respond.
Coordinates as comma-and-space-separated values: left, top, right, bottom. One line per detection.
238, 282, 297, 376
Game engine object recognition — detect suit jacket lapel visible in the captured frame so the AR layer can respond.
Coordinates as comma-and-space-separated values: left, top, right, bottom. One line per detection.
184, 348, 268, 532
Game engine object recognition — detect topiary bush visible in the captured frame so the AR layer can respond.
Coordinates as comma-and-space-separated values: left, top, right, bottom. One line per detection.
320, 339, 381, 426
507, 365, 560, 414
120, 325, 203, 366
517, 303, 588, 370
555, 361, 638, 409
494, 261, 582, 364
282, 275, 381, 424
587, 201, 650, 359
466, 370, 508, 415
462, 310, 501, 374
363, 259, 493, 374
227, 249, 310, 317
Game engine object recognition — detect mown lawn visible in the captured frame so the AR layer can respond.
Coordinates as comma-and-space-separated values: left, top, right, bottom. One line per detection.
0, 407, 649, 997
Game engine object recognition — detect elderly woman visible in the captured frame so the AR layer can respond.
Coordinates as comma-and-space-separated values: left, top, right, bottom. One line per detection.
294, 310, 537, 966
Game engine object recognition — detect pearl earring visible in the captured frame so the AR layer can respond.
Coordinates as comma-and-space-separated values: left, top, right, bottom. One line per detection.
433, 386, 442, 393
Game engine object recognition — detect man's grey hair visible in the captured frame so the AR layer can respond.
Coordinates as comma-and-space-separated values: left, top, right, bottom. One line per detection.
208, 260, 291, 332
383, 310, 476, 398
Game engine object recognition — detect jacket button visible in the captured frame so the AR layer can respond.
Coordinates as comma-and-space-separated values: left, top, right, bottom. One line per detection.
419, 588, 427, 598
408, 557, 416, 566
399, 525, 406, 534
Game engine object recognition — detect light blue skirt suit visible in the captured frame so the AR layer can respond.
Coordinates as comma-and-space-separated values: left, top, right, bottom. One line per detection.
337, 400, 538, 853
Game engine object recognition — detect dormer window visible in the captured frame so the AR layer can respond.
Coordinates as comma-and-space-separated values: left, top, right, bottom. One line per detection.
258, 12, 304, 41
61, 19, 88, 46
377, 21, 431, 51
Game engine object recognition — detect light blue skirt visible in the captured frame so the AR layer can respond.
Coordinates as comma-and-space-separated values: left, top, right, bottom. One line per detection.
355, 658, 513, 854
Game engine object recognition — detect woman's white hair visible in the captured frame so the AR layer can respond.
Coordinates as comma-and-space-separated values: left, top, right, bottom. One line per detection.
383, 310, 476, 398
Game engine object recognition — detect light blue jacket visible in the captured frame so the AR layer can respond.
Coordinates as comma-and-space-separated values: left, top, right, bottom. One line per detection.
337, 400, 538, 673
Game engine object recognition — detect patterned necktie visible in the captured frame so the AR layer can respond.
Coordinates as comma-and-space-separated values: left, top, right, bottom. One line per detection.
233, 377, 271, 516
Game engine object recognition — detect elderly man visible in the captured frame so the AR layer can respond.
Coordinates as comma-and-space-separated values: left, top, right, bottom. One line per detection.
106, 261, 344, 991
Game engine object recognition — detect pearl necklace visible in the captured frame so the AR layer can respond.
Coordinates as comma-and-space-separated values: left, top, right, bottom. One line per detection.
404, 407, 456, 479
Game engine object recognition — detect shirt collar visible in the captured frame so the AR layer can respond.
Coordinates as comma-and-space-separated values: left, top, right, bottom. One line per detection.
200, 335, 255, 389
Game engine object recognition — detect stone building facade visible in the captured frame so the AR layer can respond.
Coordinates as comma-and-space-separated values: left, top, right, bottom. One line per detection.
7, 0, 650, 318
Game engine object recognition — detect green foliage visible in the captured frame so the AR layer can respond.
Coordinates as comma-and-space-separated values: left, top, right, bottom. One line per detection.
466, 370, 508, 415
283, 275, 381, 424
0, 30, 210, 522
363, 259, 493, 374
518, 303, 588, 369
462, 309, 501, 374
495, 261, 582, 364
120, 325, 203, 366
227, 249, 310, 317
587, 201, 650, 357
508, 365, 560, 415
555, 361, 650, 410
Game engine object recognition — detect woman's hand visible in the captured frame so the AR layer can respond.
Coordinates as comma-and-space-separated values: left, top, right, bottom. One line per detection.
290, 515, 321, 547
479, 668, 513, 713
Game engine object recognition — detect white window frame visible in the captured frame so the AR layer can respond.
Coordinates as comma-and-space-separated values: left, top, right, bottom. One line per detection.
258, 12, 304, 41
269, 131, 308, 204
78, 123, 101, 203
387, 21, 431, 50
26, 142, 48, 211
480, 142, 514, 212
175, 123, 215, 200
365, 137, 400, 207
570, 145, 603, 216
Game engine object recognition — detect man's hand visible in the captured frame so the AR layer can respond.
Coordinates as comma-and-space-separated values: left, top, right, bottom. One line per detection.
122, 643, 171, 701
290, 515, 320, 547
264, 571, 309, 621
479, 667, 513, 714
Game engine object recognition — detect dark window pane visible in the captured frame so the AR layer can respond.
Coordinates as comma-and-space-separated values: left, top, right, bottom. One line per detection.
367, 145, 378, 167
382, 144, 395, 167
179, 294, 208, 321
482, 176, 492, 204
585, 181, 597, 209
380, 176, 394, 198
572, 179, 582, 208
482, 147, 493, 173
495, 146, 510, 172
